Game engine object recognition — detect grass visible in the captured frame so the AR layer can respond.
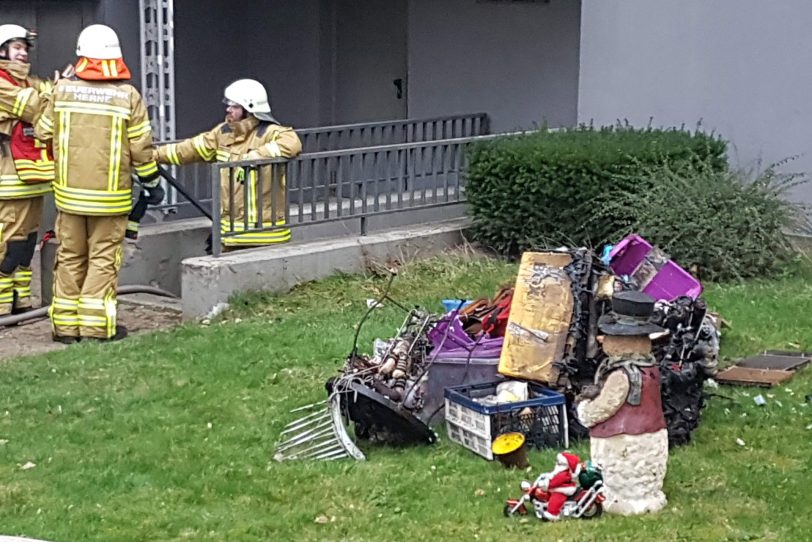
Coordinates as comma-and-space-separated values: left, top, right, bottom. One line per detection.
0, 254, 811, 541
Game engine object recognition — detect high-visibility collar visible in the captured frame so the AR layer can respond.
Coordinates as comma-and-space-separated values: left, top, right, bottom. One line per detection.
224, 116, 260, 141
0, 59, 30, 83
75, 56, 131, 81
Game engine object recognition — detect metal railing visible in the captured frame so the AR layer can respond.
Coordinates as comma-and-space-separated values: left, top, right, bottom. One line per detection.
151, 113, 489, 218
211, 132, 515, 257
297, 112, 489, 153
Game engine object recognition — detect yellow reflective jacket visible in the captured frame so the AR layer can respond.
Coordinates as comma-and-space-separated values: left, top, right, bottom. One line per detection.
0, 60, 53, 200
34, 77, 158, 216
156, 116, 301, 246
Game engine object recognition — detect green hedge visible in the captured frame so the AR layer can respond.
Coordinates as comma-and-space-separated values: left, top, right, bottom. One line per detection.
466, 126, 728, 256
588, 158, 808, 281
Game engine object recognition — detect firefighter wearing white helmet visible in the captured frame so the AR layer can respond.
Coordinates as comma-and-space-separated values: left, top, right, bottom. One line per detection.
155, 78, 301, 251
0, 24, 35, 52
0, 23, 55, 317
223, 79, 277, 123
75, 24, 122, 60
34, 24, 160, 343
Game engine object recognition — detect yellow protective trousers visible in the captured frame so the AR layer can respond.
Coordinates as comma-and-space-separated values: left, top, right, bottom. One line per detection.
50, 212, 125, 339
0, 196, 43, 315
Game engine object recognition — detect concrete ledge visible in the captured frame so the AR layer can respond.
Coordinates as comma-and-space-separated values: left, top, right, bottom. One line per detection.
181, 218, 470, 319
39, 217, 211, 303
36, 204, 465, 303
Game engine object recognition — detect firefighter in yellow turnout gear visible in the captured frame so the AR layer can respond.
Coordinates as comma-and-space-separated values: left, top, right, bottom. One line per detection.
155, 79, 301, 250
35, 25, 159, 343
0, 25, 54, 316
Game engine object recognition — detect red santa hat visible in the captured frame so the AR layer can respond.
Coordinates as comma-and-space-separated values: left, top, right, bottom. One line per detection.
556, 452, 582, 476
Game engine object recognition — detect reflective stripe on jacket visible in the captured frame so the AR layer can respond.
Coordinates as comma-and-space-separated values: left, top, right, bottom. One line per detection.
34, 77, 158, 216
0, 60, 53, 199
156, 116, 301, 245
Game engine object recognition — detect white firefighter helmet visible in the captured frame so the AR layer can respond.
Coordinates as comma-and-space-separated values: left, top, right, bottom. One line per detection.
76, 24, 122, 60
223, 79, 277, 122
0, 24, 34, 50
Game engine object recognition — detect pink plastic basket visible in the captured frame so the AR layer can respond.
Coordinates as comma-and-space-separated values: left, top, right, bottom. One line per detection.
608, 234, 702, 301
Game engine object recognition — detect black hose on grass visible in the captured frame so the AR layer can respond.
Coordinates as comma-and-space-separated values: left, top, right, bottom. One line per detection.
0, 285, 177, 327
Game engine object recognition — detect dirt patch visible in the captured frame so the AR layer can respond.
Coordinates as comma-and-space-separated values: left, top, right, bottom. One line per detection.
0, 298, 182, 361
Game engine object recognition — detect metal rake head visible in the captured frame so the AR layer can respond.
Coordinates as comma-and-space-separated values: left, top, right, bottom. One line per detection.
274, 394, 365, 462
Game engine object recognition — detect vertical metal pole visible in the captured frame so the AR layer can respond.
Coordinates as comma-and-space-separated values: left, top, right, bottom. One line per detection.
310, 155, 318, 221
372, 151, 380, 213
229, 168, 236, 237
348, 154, 356, 216
211, 163, 222, 257
385, 150, 393, 211
140, 0, 176, 206
265, 164, 273, 228
332, 157, 342, 218
397, 148, 405, 209
283, 161, 291, 227
442, 144, 449, 202
256, 165, 265, 228
243, 167, 251, 233
297, 158, 305, 223
139, 0, 147, 94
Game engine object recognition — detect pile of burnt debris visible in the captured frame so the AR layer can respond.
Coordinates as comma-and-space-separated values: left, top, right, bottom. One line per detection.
275, 234, 720, 461
552, 247, 719, 447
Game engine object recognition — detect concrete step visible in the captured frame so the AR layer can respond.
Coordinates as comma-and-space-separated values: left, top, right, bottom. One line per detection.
181, 217, 470, 319
37, 204, 465, 305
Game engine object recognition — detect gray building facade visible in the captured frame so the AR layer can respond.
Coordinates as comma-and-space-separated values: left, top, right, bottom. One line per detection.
3, 0, 811, 206
579, 0, 812, 207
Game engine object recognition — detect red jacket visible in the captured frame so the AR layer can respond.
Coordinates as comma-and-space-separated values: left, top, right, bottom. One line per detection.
547, 469, 576, 492
0, 66, 54, 185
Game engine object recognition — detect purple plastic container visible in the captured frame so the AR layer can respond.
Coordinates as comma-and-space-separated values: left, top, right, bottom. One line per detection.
608, 235, 653, 276
422, 312, 504, 425
427, 311, 503, 359
608, 234, 702, 301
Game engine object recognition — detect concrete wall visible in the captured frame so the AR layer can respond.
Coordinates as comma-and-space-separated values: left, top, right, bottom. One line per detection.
13, 0, 581, 137
181, 219, 469, 319
173, 0, 322, 137
578, 0, 812, 207
407, 0, 582, 132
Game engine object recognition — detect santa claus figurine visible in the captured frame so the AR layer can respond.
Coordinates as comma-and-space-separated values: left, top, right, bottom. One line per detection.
576, 291, 668, 516
538, 451, 582, 521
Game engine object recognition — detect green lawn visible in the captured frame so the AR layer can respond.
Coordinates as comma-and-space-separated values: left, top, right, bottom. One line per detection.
1, 255, 810, 542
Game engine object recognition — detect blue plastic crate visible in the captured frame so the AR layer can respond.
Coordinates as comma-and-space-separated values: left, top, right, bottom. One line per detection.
444, 380, 568, 459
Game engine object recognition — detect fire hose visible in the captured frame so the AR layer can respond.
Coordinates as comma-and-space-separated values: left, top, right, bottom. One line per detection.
157, 166, 213, 221
0, 170, 198, 328
128, 167, 214, 237
0, 285, 177, 327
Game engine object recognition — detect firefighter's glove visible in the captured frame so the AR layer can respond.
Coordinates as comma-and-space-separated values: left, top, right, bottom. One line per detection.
242, 150, 262, 161
143, 184, 165, 205
38, 79, 54, 94
235, 151, 261, 183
